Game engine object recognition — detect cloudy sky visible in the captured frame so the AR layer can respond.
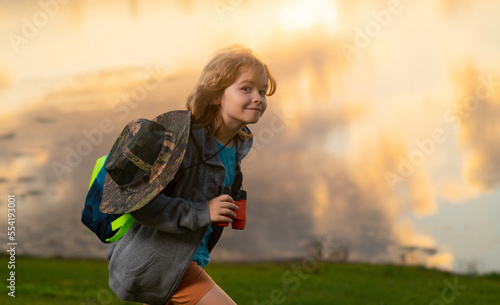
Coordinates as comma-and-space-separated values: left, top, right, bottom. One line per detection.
1, 0, 499, 273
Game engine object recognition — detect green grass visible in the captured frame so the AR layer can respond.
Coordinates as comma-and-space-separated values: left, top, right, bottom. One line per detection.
0, 256, 499, 304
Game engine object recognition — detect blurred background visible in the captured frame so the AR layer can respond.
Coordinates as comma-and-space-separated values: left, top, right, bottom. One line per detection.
1, 0, 499, 274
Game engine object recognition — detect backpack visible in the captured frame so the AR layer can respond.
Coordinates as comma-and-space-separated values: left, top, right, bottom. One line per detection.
81, 155, 136, 243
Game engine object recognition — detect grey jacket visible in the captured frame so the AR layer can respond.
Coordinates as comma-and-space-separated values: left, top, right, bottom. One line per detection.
106, 122, 252, 305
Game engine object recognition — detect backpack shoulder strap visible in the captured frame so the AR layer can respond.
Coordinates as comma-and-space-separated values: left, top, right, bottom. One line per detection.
89, 155, 108, 190
106, 214, 135, 242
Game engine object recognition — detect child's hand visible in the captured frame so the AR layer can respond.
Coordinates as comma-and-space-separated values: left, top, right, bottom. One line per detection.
208, 194, 239, 224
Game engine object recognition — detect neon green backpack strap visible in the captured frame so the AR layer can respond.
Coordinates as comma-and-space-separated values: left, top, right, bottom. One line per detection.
89, 155, 108, 189
88, 155, 136, 242
105, 214, 136, 242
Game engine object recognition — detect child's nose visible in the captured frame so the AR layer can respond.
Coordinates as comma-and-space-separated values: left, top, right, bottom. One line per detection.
252, 92, 263, 103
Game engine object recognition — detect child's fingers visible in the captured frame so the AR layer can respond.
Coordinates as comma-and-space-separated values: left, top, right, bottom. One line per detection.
217, 194, 234, 202
221, 208, 237, 219
212, 208, 234, 222
219, 201, 238, 211
208, 195, 237, 223
218, 215, 233, 223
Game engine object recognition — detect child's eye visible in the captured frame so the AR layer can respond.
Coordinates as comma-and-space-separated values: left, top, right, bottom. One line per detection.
242, 87, 252, 92
259, 90, 266, 96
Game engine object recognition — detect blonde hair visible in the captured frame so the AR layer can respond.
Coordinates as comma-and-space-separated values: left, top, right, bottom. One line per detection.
186, 45, 277, 141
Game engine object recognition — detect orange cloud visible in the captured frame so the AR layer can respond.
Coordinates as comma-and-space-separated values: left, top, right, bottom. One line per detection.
0, 72, 11, 93
438, 177, 481, 203
453, 63, 500, 192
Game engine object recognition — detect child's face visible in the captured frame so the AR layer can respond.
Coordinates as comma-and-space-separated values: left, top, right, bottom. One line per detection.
219, 67, 268, 128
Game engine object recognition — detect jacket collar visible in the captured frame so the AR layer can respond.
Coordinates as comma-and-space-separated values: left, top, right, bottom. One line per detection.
190, 125, 253, 167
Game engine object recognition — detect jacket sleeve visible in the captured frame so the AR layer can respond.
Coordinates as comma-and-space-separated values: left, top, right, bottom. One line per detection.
129, 193, 212, 234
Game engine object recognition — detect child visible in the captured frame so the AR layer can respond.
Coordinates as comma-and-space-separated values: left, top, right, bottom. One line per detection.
104, 45, 277, 305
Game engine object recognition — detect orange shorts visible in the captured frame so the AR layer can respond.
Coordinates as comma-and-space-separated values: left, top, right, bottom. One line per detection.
165, 261, 215, 305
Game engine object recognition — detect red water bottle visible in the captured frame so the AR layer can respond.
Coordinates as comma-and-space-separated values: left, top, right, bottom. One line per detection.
216, 186, 232, 227
232, 189, 247, 230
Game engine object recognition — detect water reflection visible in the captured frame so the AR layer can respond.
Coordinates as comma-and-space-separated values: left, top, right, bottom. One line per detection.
1, 0, 500, 273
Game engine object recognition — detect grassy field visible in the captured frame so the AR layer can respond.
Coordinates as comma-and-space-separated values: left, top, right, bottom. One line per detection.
0, 256, 499, 304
